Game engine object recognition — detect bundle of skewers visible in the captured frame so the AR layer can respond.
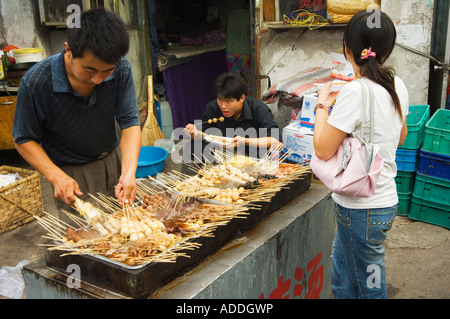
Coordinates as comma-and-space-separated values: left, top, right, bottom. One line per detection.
36, 195, 248, 266
34, 146, 311, 267
150, 146, 311, 207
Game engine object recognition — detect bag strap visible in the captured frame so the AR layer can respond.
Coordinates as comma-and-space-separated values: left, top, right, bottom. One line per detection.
353, 79, 375, 143
367, 81, 375, 143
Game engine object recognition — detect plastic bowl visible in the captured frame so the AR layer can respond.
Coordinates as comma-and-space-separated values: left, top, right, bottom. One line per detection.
12, 48, 44, 63
136, 146, 168, 178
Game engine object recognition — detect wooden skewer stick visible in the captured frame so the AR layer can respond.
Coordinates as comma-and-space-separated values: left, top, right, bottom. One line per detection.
34, 146, 313, 267
193, 116, 225, 126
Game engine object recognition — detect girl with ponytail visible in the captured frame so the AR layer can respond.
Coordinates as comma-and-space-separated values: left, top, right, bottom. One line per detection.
313, 10, 409, 299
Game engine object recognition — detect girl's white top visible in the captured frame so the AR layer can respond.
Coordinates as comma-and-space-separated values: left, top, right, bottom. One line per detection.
327, 77, 409, 209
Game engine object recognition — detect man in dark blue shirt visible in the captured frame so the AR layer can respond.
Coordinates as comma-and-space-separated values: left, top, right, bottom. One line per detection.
12, 9, 141, 220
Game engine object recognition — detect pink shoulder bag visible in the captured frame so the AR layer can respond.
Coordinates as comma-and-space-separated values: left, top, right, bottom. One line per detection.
310, 79, 384, 197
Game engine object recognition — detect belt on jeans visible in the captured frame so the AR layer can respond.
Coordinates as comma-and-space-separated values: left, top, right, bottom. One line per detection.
97, 151, 109, 160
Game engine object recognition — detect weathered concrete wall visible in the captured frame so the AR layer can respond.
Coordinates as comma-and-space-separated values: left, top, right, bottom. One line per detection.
259, 27, 345, 128
257, 0, 434, 129
0, 1, 51, 55
382, 0, 434, 109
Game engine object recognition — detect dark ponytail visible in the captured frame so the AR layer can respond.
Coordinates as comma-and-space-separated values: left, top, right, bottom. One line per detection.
343, 10, 402, 119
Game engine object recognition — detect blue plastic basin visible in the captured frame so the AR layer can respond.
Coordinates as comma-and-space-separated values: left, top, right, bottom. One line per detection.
136, 146, 168, 178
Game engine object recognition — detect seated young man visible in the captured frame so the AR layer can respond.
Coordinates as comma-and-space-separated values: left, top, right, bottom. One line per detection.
183, 73, 281, 173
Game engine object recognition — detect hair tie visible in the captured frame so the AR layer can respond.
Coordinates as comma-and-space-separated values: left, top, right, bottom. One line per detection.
361, 47, 376, 60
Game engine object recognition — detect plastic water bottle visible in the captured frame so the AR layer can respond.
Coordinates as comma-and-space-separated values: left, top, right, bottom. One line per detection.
160, 98, 173, 139
0, 57, 4, 80
2, 51, 10, 78
155, 99, 162, 128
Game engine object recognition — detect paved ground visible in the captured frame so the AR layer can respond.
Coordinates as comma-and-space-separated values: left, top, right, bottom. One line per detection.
385, 216, 450, 298
0, 149, 449, 299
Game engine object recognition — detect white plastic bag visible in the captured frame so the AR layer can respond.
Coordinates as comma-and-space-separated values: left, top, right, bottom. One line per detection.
0, 173, 22, 188
331, 52, 355, 81
155, 138, 175, 153
0, 260, 30, 299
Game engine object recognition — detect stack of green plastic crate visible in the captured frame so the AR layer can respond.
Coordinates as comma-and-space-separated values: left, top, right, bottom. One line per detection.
395, 105, 430, 216
409, 109, 450, 229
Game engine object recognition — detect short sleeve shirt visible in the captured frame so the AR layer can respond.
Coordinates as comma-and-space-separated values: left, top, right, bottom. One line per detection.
327, 77, 409, 208
12, 50, 140, 165
199, 96, 280, 141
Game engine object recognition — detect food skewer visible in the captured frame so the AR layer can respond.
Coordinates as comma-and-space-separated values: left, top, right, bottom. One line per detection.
189, 117, 232, 145
34, 147, 312, 267
193, 116, 225, 126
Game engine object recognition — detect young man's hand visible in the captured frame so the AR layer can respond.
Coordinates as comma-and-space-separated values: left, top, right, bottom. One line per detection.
185, 124, 200, 139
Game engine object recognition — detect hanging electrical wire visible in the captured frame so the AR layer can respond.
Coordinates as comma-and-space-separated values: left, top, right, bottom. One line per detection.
283, 9, 329, 30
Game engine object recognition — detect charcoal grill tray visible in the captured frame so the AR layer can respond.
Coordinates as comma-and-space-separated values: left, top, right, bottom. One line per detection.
45, 172, 312, 298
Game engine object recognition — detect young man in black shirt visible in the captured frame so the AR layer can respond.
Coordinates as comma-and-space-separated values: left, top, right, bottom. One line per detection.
184, 73, 281, 170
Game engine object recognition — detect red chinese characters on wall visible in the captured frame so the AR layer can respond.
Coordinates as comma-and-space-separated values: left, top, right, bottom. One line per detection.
260, 252, 324, 299
298, 0, 324, 8
288, 0, 327, 19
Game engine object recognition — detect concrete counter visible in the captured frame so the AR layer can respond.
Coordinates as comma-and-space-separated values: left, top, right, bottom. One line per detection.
22, 183, 334, 299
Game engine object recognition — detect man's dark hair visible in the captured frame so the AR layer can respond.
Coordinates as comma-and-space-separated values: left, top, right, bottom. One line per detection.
66, 8, 129, 64
214, 73, 248, 100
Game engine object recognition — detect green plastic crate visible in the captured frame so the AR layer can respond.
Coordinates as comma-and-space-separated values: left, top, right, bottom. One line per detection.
395, 170, 415, 193
399, 105, 430, 150
409, 195, 450, 229
413, 173, 450, 207
397, 192, 412, 217
422, 109, 450, 156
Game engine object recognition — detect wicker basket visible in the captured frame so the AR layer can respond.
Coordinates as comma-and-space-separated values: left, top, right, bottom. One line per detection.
329, 13, 354, 24
0, 166, 44, 234
327, 0, 381, 15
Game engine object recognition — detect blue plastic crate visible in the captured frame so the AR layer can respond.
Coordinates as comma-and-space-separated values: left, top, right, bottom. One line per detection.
418, 150, 450, 181
395, 149, 419, 172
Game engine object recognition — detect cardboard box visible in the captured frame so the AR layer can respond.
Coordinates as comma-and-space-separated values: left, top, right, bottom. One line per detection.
282, 121, 314, 164
299, 93, 318, 133
299, 93, 337, 133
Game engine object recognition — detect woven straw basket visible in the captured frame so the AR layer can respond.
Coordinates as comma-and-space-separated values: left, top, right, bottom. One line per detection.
0, 166, 44, 234
327, 0, 381, 15
329, 13, 355, 24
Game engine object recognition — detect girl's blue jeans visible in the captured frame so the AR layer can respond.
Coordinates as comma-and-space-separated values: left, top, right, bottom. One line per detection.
331, 203, 397, 299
